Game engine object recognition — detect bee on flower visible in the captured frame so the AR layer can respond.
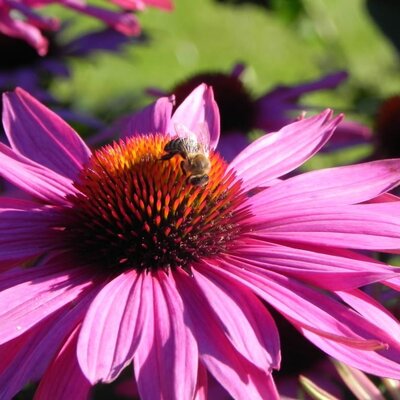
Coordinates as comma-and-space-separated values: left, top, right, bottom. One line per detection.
1, 85, 400, 399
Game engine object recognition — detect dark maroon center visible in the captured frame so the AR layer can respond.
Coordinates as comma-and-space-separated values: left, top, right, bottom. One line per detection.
374, 95, 400, 158
172, 72, 255, 133
57, 135, 250, 275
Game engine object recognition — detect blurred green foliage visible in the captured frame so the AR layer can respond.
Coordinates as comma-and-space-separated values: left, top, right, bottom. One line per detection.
49, 0, 400, 116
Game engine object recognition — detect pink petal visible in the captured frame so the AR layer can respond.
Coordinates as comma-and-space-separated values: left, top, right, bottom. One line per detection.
356, 199, 400, 215
0, 261, 96, 344
213, 261, 389, 350
0, 292, 93, 399
194, 266, 281, 370
0, 318, 56, 399
336, 289, 400, 343
170, 84, 220, 149
212, 262, 400, 378
0, 142, 75, 204
250, 159, 400, 213
227, 241, 398, 291
120, 0, 174, 10
3, 88, 91, 180
34, 326, 91, 400
134, 273, 198, 400
0, 205, 56, 264
120, 96, 174, 139
60, 1, 141, 36
250, 205, 400, 251
384, 276, 400, 291
366, 193, 400, 203
77, 270, 146, 383
0, 197, 40, 209
229, 110, 342, 188
174, 270, 280, 400
303, 330, 400, 379
5, 0, 60, 31
0, 15, 48, 55
142, 0, 174, 10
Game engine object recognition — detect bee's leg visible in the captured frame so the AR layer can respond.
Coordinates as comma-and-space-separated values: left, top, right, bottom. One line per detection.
180, 160, 188, 174
160, 151, 178, 161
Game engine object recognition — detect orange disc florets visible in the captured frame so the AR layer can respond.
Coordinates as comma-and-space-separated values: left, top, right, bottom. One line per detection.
59, 134, 250, 274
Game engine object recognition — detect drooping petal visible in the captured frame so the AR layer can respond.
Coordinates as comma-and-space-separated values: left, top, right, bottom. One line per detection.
211, 260, 386, 350
230, 110, 342, 188
134, 273, 198, 400
336, 290, 400, 343
194, 265, 281, 370
303, 329, 400, 379
249, 159, 400, 213
160, 273, 199, 399
0, 291, 94, 399
34, 326, 91, 400
0, 261, 96, 344
77, 270, 147, 383
249, 205, 400, 251
170, 84, 220, 149
211, 261, 400, 378
3, 88, 91, 180
0, 142, 75, 204
174, 270, 280, 400
226, 241, 398, 291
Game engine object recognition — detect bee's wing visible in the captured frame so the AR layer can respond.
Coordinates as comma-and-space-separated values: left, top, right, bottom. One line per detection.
174, 122, 211, 155
195, 122, 211, 155
174, 123, 198, 142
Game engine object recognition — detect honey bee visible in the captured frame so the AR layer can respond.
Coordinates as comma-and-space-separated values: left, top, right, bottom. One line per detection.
161, 123, 211, 186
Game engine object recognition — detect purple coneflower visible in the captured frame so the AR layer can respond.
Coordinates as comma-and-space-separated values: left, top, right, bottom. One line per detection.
0, 27, 143, 114
0, 0, 172, 55
1, 85, 400, 399
148, 64, 371, 161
